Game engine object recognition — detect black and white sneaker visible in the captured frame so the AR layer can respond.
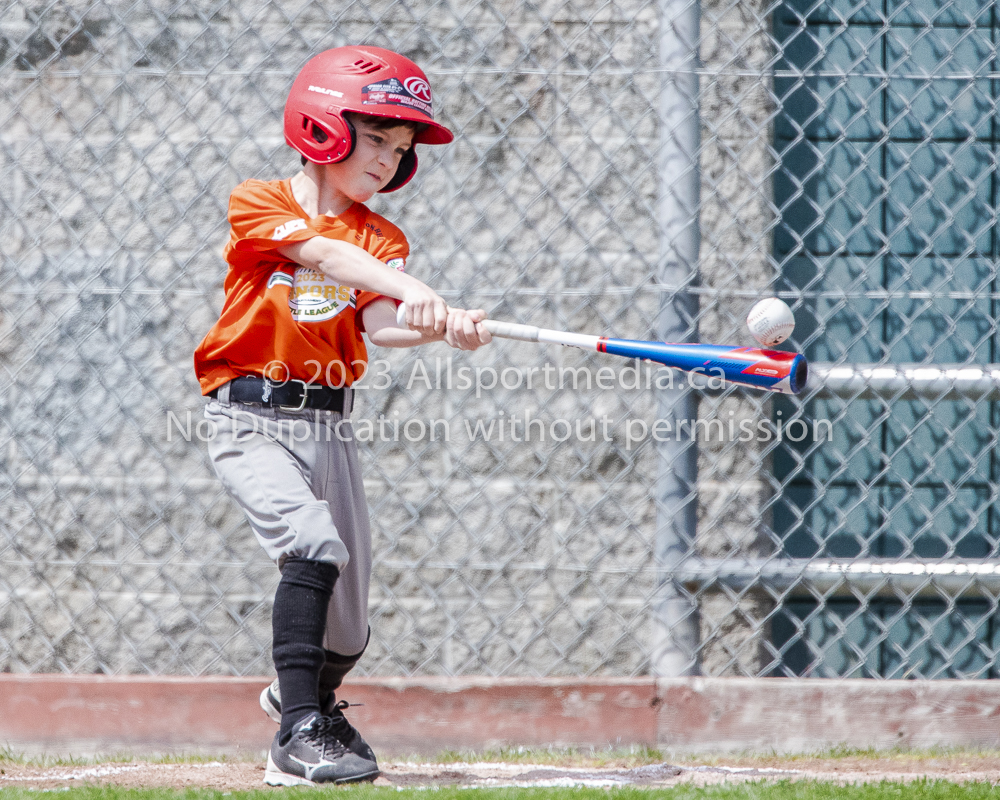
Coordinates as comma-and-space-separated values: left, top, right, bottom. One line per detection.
260, 679, 377, 764
260, 679, 283, 724
263, 713, 380, 786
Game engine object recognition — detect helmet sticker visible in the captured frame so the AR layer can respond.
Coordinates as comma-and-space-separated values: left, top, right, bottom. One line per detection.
362, 77, 432, 117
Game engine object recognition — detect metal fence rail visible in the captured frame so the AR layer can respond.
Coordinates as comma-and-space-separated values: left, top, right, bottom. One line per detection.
0, 0, 998, 680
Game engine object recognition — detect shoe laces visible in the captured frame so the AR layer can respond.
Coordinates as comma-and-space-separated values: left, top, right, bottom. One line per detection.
327, 699, 362, 742
301, 715, 348, 760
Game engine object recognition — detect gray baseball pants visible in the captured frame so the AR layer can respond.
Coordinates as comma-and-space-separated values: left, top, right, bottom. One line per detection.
204, 386, 370, 656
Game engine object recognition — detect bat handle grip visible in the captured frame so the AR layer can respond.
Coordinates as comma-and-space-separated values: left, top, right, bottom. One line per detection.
482, 319, 538, 342
395, 303, 539, 342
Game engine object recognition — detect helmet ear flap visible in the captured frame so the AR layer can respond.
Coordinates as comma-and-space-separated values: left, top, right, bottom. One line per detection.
336, 114, 356, 162
300, 113, 356, 163
379, 148, 418, 193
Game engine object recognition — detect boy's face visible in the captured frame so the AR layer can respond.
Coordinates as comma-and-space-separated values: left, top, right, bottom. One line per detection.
325, 118, 416, 202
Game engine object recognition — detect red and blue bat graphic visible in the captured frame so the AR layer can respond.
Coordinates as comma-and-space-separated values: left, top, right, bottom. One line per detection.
595, 339, 807, 395
396, 306, 809, 395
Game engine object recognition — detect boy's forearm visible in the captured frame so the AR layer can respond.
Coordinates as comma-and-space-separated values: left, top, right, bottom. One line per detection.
367, 328, 444, 348
278, 237, 421, 300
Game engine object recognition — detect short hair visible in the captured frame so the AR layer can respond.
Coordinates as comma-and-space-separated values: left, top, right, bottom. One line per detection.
344, 111, 426, 137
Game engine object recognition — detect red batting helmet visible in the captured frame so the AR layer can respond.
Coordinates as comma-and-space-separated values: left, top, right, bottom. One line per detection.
284, 45, 453, 192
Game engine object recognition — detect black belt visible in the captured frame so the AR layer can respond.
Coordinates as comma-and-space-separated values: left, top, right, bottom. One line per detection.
211, 376, 348, 413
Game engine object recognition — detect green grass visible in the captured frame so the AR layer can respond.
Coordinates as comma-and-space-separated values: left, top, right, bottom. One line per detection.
426, 744, 670, 767
386, 743, 1000, 767
666, 744, 1000, 767
0, 780, 997, 799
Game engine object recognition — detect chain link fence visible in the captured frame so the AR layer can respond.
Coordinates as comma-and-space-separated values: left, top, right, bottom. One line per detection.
0, 0, 997, 680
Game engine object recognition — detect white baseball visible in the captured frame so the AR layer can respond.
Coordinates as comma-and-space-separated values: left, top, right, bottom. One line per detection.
746, 298, 795, 346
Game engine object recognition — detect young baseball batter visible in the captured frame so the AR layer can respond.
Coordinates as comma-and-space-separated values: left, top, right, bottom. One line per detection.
194, 45, 490, 786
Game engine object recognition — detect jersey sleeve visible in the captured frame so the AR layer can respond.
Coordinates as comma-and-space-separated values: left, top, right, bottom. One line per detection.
354, 228, 410, 331
228, 180, 320, 253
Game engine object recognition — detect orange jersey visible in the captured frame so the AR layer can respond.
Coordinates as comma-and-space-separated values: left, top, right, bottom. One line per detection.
194, 178, 408, 394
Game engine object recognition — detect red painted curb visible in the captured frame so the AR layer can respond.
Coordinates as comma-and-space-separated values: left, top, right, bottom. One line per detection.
658, 677, 1000, 752
344, 677, 660, 752
0, 675, 273, 753
6, 675, 997, 755
0, 675, 659, 754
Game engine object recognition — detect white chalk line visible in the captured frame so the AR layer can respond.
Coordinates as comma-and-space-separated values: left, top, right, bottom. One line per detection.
683, 765, 802, 774
388, 760, 801, 787
0, 762, 227, 782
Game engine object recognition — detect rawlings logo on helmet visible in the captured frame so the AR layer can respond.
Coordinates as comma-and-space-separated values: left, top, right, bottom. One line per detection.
307, 85, 343, 98
403, 77, 432, 103
361, 77, 433, 117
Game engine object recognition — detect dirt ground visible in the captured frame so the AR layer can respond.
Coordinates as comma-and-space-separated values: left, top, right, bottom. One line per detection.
2, 754, 1000, 790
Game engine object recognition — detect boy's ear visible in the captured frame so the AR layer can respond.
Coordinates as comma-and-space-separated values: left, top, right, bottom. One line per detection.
380, 148, 418, 193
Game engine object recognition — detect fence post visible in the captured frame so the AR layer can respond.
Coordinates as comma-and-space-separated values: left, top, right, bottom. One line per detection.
652, 0, 702, 677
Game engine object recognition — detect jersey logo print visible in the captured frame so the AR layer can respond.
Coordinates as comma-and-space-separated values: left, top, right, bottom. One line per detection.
288, 267, 356, 323
267, 271, 294, 290
272, 218, 308, 240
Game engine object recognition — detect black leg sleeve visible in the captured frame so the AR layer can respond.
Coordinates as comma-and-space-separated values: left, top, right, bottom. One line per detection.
272, 557, 339, 740
319, 627, 370, 699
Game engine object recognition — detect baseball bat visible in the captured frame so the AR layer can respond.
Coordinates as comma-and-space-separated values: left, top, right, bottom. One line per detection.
395, 304, 808, 395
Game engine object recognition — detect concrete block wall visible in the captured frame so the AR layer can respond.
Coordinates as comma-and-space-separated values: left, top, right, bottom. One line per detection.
0, 0, 766, 677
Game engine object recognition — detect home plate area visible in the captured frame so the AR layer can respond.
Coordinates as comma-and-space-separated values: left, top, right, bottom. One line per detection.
0, 760, 804, 790
4, 757, 999, 790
